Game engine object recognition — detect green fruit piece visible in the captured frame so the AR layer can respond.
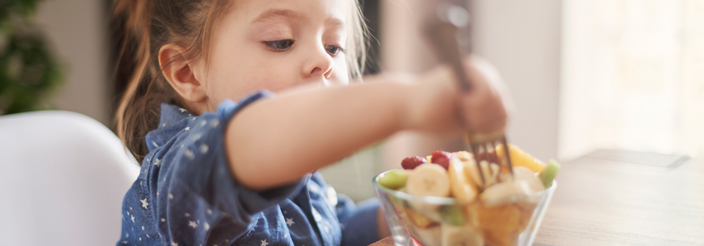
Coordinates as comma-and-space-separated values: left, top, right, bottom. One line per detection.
379, 169, 409, 190
539, 159, 561, 188
439, 205, 465, 226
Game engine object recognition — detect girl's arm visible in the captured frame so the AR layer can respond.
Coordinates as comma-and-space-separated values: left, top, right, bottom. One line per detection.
226, 58, 507, 190
226, 73, 418, 190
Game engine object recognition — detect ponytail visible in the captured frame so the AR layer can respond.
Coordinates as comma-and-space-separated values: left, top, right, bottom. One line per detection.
113, 0, 180, 163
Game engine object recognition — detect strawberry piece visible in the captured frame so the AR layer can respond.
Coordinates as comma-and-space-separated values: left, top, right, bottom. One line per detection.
430, 151, 452, 170
401, 156, 427, 170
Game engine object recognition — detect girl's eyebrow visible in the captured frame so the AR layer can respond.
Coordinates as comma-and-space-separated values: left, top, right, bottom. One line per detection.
251, 9, 307, 24
251, 8, 345, 28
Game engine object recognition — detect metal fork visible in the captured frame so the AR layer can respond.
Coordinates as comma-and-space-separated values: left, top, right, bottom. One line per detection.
423, 3, 514, 189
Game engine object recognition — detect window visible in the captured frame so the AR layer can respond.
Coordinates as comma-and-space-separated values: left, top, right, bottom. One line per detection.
561, 0, 704, 160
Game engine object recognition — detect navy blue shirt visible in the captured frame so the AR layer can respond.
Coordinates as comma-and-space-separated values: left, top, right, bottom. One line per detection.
118, 91, 380, 246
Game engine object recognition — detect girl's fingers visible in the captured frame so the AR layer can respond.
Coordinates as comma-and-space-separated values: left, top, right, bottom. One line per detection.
459, 57, 509, 134
462, 90, 507, 133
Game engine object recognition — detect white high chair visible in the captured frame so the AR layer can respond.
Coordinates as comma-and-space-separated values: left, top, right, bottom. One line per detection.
0, 111, 140, 246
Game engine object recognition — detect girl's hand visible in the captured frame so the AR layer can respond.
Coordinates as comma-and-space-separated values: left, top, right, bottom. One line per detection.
406, 56, 512, 135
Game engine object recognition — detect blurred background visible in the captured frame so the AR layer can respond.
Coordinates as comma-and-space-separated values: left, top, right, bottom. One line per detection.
2, 0, 702, 203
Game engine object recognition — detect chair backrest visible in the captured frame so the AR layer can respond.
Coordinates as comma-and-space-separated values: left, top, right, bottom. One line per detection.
0, 111, 140, 246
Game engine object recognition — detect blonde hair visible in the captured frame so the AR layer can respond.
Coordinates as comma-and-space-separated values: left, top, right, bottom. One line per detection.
113, 0, 369, 163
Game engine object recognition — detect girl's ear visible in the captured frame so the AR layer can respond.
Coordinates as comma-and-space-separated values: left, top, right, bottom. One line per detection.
159, 44, 207, 103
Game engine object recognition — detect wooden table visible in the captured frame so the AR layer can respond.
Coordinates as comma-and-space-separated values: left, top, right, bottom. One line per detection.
371, 150, 704, 245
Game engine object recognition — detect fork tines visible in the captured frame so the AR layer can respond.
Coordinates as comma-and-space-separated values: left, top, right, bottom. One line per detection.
464, 132, 514, 189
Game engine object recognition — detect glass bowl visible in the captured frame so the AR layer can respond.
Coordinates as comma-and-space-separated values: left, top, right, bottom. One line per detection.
373, 169, 557, 246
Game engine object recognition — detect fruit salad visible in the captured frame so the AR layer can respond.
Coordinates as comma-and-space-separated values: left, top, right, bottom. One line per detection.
375, 145, 560, 246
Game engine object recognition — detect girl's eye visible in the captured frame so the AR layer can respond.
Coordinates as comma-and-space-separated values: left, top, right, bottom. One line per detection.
264, 40, 294, 51
325, 45, 344, 56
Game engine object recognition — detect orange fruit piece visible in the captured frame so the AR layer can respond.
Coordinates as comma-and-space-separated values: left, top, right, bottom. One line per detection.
516, 204, 538, 233
495, 144, 546, 173
470, 204, 522, 246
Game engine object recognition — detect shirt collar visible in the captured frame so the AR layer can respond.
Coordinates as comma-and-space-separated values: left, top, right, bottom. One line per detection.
145, 103, 195, 152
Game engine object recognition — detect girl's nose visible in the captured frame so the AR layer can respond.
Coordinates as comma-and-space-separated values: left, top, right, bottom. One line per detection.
302, 45, 334, 79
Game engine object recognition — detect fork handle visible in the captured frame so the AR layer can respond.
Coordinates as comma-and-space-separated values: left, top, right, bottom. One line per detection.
424, 4, 473, 91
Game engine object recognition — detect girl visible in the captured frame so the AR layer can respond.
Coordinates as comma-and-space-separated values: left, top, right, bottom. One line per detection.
113, 0, 509, 245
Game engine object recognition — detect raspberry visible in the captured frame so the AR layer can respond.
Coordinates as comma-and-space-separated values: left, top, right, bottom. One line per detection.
430, 151, 452, 170
401, 156, 427, 170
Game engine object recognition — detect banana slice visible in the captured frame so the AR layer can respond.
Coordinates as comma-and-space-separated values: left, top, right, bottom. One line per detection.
404, 206, 436, 228
448, 158, 478, 203
479, 180, 533, 206
441, 223, 483, 246
406, 164, 451, 197
464, 160, 500, 188
512, 166, 545, 193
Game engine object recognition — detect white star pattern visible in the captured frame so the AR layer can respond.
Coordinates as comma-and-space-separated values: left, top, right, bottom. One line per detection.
261, 239, 269, 246
286, 218, 295, 227
127, 211, 129, 215
161, 218, 165, 222
172, 242, 178, 246
141, 226, 145, 230
154, 159, 160, 166
162, 123, 166, 127
200, 120, 207, 126
189, 221, 197, 228
126, 233, 129, 238
184, 149, 194, 159
169, 194, 174, 200
179, 108, 187, 113
204, 222, 210, 230
122, 241, 127, 244
139, 237, 142, 241
130, 207, 133, 210
140, 198, 148, 209
131, 215, 135, 222
207, 209, 212, 215
210, 119, 219, 127
152, 141, 158, 147
284, 234, 288, 239
199, 144, 209, 154
185, 213, 190, 217
312, 209, 322, 221
185, 126, 190, 131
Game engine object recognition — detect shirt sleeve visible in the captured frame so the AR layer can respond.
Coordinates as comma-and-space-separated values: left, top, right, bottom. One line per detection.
335, 195, 381, 246
153, 91, 307, 243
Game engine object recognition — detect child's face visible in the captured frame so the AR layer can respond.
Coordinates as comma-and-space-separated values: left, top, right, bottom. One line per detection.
200, 0, 350, 109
